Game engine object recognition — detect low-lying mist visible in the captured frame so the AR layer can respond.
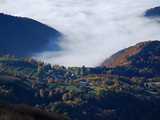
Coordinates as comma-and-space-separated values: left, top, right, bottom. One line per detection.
0, 0, 160, 66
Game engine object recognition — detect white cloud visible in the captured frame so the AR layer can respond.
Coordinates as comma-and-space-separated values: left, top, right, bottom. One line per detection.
0, 0, 160, 66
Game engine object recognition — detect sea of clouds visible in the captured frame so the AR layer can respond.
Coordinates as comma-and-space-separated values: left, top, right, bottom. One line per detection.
0, 0, 160, 66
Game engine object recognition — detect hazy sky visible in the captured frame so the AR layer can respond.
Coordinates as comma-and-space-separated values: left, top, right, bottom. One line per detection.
0, 0, 160, 66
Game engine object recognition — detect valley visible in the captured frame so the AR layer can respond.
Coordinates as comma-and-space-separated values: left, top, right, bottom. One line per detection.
0, 41, 160, 120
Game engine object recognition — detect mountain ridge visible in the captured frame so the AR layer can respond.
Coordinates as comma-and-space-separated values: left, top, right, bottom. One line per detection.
145, 6, 160, 18
0, 13, 62, 57
101, 40, 160, 68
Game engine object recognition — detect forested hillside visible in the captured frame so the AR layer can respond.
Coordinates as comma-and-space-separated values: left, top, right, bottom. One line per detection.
0, 41, 160, 120
0, 13, 61, 56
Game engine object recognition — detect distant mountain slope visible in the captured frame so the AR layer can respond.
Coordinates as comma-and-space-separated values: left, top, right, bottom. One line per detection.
101, 40, 160, 68
145, 6, 160, 18
0, 13, 61, 56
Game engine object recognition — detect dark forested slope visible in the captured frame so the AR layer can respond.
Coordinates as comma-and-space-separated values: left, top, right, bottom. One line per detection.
0, 41, 160, 120
0, 13, 61, 56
